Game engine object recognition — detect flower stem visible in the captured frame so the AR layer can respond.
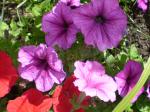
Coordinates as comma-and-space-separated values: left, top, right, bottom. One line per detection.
16, 0, 27, 23
77, 92, 86, 105
1, 0, 6, 21
71, 92, 86, 112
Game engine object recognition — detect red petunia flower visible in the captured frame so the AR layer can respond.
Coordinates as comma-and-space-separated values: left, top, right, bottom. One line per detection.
0, 51, 18, 98
7, 88, 52, 112
52, 75, 90, 112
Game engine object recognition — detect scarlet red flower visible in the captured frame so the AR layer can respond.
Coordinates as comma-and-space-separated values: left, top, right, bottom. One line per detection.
7, 88, 52, 112
0, 51, 18, 98
52, 75, 90, 112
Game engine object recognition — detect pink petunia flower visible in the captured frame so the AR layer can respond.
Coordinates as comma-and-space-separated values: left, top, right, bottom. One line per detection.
115, 60, 144, 103
73, 61, 117, 102
73, 0, 127, 51
42, 2, 79, 50
137, 0, 148, 11
18, 44, 66, 92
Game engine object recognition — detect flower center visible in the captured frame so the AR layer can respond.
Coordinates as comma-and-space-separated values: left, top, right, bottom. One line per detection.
36, 58, 49, 70
95, 15, 105, 23
126, 77, 132, 85
63, 22, 69, 32
67, 1, 71, 6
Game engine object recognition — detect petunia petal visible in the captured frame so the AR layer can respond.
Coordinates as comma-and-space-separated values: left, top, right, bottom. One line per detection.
35, 70, 54, 92
42, 2, 78, 49
74, 61, 117, 102
7, 88, 52, 112
19, 64, 39, 81
0, 51, 18, 98
18, 46, 36, 67
115, 60, 144, 102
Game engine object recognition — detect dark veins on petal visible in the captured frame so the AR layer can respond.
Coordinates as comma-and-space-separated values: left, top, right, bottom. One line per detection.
120, 83, 129, 96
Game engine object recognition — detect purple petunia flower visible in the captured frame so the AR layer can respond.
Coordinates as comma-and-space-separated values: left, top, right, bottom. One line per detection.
147, 81, 150, 99
73, 0, 127, 51
60, 0, 80, 7
137, 0, 148, 11
18, 44, 66, 92
73, 61, 117, 102
42, 2, 79, 50
115, 60, 144, 103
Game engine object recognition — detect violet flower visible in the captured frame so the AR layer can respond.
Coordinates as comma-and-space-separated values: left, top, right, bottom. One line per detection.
137, 0, 148, 11
42, 2, 79, 50
73, 61, 117, 102
73, 0, 127, 51
18, 44, 66, 92
115, 60, 144, 102
60, 0, 80, 7
147, 81, 150, 99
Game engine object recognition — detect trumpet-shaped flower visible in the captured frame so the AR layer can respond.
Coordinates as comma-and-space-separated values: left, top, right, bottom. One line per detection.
115, 60, 144, 102
7, 88, 52, 112
73, 61, 117, 102
0, 51, 18, 98
52, 75, 90, 112
73, 0, 127, 51
18, 44, 66, 92
42, 2, 78, 50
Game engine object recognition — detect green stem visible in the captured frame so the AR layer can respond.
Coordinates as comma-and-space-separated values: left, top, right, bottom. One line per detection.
16, 0, 27, 9
77, 92, 86, 104
113, 57, 150, 112
71, 92, 86, 112
16, 0, 27, 23
1, 0, 6, 21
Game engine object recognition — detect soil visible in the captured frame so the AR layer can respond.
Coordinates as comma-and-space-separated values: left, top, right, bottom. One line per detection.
122, 1, 150, 61
127, 6, 150, 60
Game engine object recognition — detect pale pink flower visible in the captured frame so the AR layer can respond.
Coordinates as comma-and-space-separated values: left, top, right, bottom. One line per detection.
73, 61, 117, 102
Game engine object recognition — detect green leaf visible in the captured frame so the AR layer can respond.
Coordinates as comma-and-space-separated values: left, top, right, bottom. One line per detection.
0, 21, 9, 31
0, 39, 20, 66
10, 20, 18, 30
106, 55, 116, 64
10, 20, 22, 37
32, 5, 42, 16
0, 21, 9, 37
139, 106, 150, 112
129, 45, 139, 59
40, 0, 52, 11
136, 94, 150, 112
113, 57, 150, 112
